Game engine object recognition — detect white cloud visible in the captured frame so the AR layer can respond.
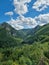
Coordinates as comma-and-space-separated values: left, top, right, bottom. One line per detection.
7, 13, 49, 30
32, 0, 49, 11
13, 0, 31, 15
8, 15, 37, 30
5, 11, 13, 16
8, 18, 24, 30
35, 13, 49, 26
5, 0, 49, 30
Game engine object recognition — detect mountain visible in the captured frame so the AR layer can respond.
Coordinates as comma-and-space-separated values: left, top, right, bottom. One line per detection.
25, 23, 49, 43
0, 22, 23, 47
0, 22, 49, 47
0, 22, 49, 65
0, 22, 41, 47
34, 23, 49, 43
0, 22, 40, 39
0, 22, 34, 38
18, 25, 40, 39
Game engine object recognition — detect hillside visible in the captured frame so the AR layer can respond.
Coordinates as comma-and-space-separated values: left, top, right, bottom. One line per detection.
0, 22, 41, 46
0, 22, 49, 65
25, 23, 49, 44
0, 22, 49, 46
0, 22, 23, 47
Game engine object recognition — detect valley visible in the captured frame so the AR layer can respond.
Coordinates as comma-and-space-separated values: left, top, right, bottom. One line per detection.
0, 22, 49, 65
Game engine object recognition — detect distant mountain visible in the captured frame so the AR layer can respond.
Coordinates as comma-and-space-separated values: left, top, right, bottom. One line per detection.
34, 23, 49, 43
25, 23, 49, 43
0, 22, 40, 39
0, 22, 49, 47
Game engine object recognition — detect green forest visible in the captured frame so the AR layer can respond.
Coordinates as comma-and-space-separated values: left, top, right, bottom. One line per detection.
0, 22, 49, 65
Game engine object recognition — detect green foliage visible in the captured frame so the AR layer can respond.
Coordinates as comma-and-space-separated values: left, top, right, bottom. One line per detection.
0, 42, 49, 65
44, 51, 49, 59
0, 22, 49, 65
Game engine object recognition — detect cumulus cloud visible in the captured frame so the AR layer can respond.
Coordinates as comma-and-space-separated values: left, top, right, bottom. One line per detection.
13, 0, 31, 15
8, 15, 37, 30
7, 13, 49, 30
35, 13, 49, 26
32, 0, 49, 11
8, 18, 24, 30
5, 11, 13, 16
6, 0, 49, 30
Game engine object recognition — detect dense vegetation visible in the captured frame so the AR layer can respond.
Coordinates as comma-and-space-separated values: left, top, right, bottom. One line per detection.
0, 22, 49, 65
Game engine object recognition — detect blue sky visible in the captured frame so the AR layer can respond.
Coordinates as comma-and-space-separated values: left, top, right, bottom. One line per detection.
0, 0, 49, 22
0, 0, 49, 30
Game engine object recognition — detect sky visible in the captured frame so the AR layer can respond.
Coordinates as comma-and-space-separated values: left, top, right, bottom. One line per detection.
0, 0, 49, 30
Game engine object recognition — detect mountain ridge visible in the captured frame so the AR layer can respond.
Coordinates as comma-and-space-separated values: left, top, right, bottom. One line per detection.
0, 22, 49, 65
0, 22, 49, 46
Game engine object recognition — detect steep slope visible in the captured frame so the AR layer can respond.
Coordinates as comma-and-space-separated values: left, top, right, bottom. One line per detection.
0, 22, 42, 47
18, 25, 40, 40
0, 22, 19, 37
0, 22, 40, 39
0, 22, 23, 47
34, 23, 49, 42
24, 23, 49, 43
0, 22, 49, 65
0, 22, 49, 46
35, 23, 49, 35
